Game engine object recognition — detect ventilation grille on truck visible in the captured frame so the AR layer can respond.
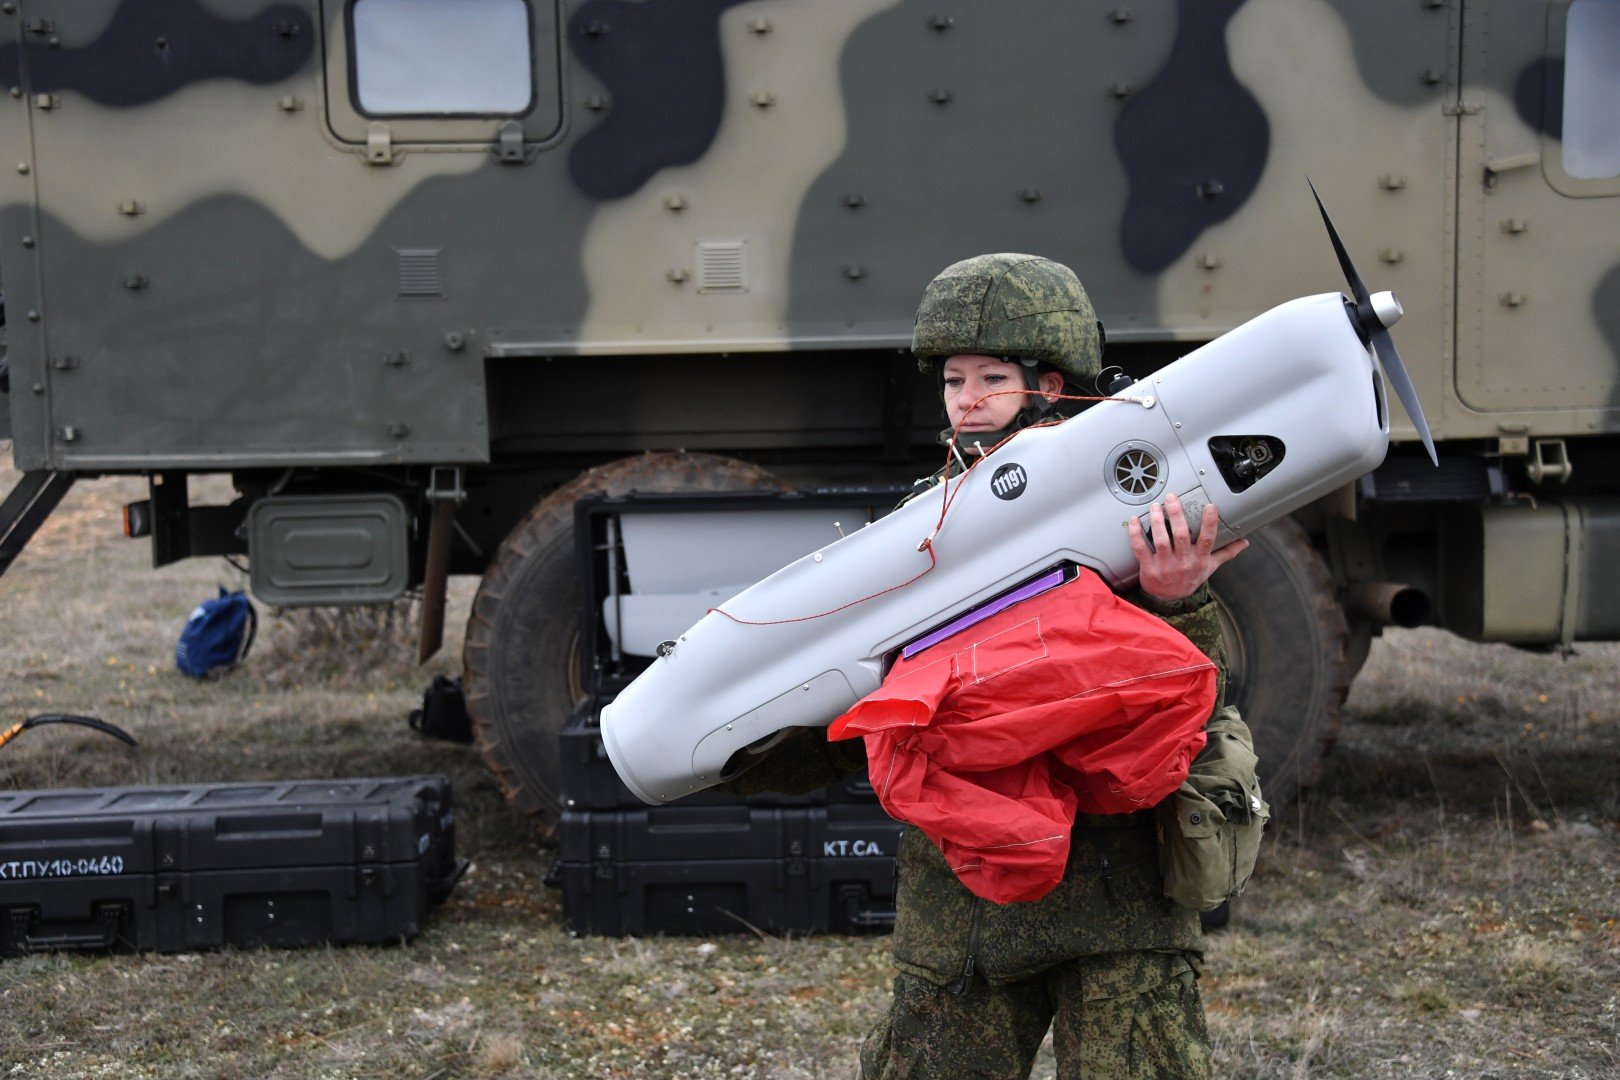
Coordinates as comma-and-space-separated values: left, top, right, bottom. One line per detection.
696, 241, 747, 293
396, 248, 444, 298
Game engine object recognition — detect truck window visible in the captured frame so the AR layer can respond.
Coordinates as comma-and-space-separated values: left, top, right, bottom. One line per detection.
1563, 0, 1620, 180
323, 0, 562, 148
350, 0, 535, 117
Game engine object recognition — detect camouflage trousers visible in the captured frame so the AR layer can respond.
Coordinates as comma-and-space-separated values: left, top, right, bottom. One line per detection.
858, 950, 1211, 1080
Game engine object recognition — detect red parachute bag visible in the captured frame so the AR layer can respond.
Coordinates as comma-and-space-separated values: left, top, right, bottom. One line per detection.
827, 570, 1216, 904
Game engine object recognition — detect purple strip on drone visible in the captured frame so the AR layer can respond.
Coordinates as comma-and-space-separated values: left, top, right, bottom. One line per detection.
901, 567, 1067, 660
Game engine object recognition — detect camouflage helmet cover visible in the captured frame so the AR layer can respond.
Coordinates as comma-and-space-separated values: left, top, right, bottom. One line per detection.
912, 253, 1103, 383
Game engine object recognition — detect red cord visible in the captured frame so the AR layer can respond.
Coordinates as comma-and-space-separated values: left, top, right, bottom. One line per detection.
708, 541, 939, 627
708, 389, 1138, 627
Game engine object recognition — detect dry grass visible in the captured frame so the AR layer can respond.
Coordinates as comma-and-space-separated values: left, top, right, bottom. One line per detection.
1, 454, 1617, 1078
256, 597, 426, 685
1197, 628, 1620, 1078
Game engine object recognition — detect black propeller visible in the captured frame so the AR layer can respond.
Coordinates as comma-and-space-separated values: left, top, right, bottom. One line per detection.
1308, 179, 1438, 466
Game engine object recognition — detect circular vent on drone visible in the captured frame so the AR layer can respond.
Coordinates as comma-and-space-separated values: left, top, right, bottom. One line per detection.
1115, 449, 1159, 495
1104, 440, 1168, 505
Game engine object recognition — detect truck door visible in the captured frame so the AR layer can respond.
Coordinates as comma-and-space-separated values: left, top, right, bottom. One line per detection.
1454, 0, 1620, 423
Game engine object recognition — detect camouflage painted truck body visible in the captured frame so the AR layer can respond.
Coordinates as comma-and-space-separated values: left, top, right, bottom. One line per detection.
1, 0, 1617, 820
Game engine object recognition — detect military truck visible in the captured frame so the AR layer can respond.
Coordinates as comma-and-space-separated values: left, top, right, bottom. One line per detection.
2, 0, 1616, 832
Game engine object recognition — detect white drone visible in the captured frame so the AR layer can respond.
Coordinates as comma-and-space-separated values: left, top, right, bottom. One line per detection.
600, 185, 1437, 805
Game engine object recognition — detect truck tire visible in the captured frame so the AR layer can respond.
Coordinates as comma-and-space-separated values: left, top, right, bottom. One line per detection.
463, 452, 781, 834
1204, 517, 1349, 806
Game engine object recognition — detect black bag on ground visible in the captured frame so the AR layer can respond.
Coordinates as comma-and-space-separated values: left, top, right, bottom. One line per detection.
409, 675, 473, 744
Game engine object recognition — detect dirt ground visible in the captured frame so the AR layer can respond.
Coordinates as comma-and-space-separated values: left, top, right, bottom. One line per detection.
0, 464, 1616, 1078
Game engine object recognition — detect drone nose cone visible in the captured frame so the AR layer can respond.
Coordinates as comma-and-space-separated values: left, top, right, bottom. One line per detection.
1370, 290, 1403, 329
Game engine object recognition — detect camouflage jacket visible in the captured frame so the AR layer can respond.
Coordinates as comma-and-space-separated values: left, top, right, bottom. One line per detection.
725, 584, 1227, 985
890, 590, 1224, 987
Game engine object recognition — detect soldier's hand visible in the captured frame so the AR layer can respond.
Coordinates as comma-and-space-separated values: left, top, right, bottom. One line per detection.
1127, 491, 1249, 602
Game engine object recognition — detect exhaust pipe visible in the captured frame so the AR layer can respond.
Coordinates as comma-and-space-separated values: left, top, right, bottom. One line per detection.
1344, 582, 1430, 628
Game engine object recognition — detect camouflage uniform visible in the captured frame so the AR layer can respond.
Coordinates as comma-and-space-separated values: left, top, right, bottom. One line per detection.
726, 563, 1226, 1080
857, 586, 1224, 1080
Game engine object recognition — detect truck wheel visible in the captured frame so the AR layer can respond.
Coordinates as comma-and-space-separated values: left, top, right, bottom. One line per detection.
1205, 517, 1349, 806
1345, 619, 1374, 680
462, 452, 781, 834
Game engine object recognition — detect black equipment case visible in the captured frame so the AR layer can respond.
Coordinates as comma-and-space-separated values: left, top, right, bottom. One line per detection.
553, 492, 909, 937
0, 775, 465, 956
553, 802, 903, 937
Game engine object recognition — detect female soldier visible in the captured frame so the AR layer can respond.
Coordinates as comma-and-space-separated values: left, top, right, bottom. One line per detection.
729, 253, 1247, 1079
857, 253, 1245, 1079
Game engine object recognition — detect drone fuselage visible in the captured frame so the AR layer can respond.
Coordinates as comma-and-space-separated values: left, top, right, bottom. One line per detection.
601, 292, 1390, 805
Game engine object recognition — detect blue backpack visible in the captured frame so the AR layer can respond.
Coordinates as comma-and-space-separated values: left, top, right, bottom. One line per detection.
176, 588, 257, 678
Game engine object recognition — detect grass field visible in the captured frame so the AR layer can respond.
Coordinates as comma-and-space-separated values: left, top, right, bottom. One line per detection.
0, 461, 1616, 1078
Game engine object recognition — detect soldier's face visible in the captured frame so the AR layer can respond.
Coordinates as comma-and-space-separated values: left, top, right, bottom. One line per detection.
941, 354, 1061, 441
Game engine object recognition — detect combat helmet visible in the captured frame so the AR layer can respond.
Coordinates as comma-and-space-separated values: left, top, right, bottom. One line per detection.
912, 253, 1103, 384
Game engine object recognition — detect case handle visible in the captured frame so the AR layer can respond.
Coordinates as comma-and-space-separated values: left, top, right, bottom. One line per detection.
6, 902, 128, 952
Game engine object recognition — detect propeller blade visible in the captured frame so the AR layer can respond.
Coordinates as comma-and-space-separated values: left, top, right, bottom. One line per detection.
1308, 177, 1371, 311
1309, 178, 1437, 466
1372, 330, 1439, 466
